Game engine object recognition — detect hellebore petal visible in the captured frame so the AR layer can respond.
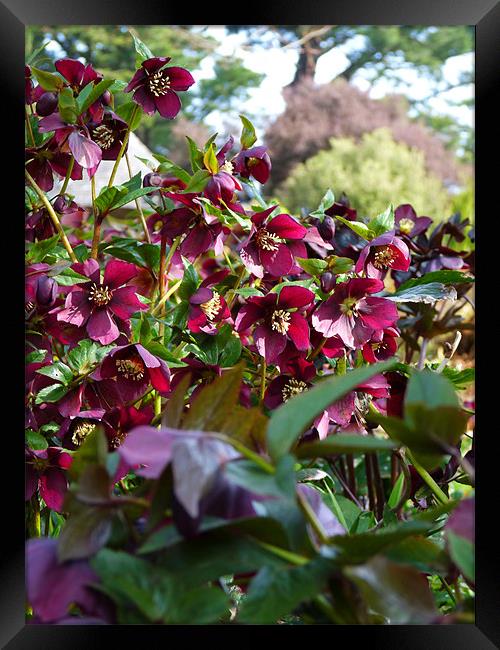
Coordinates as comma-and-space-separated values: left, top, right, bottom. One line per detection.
235, 301, 264, 332
155, 90, 182, 119
68, 131, 102, 169
108, 287, 147, 319
102, 259, 138, 289
287, 312, 310, 351
267, 214, 307, 240
254, 324, 287, 365
278, 285, 315, 309
55, 58, 85, 85
260, 243, 294, 277
240, 242, 264, 278
39, 468, 68, 512
357, 297, 399, 330
164, 66, 195, 91
117, 425, 174, 478
86, 309, 120, 345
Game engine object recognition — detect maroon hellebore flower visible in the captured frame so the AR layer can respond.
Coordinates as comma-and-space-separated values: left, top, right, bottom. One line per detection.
56, 259, 147, 345
362, 326, 399, 363
125, 57, 194, 119
25, 446, 72, 512
394, 204, 433, 238
355, 230, 411, 279
38, 115, 103, 172
240, 207, 308, 278
232, 145, 272, 184
58, 409, 106, 449
235, 286, 315, 365
88, 111, 128, 161
188, 269, 231, 335
312, 278, 399, 349
26, 538, 109, 624
264, 357, 316, 410
26, 136, 83, 192
98, 343, 171, 402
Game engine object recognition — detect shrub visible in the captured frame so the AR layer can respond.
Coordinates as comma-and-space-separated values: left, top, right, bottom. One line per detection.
277, 128, 451, 219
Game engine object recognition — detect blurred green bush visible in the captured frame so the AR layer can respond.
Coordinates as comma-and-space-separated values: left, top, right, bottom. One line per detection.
276, 128, 452, 220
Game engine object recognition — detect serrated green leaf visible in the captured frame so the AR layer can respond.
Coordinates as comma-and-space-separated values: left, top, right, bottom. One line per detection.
35, 383, 69, 405
36, 362, 73, 385
76, 79, 113, 115
31, 66, 64, 92
368, 203, 394, 236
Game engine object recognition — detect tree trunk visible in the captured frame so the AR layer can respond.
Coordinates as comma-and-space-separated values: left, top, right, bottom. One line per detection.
289, 37, 321, 86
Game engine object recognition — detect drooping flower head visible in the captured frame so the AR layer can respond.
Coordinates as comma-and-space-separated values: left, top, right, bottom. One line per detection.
56, 259, 147, 344
312, 278, 399, 349
233, 146, 272, 184
25, 446, 72, 512
188, 269, 232, 335
394, 204, 433, 238
125, 57, 194, 119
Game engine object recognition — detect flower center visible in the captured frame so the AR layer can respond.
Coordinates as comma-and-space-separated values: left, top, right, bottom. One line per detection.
148, 71, 171, 97
340, 297, 358, 316
89, 283, 113, 307
255, 228, 282, 252
72, 421, 96, 446
115, 356, 146, 381
200, 291, 221, 321
221, 161, 234, 174
110, 431, 127, 449
282, 379, 308, 402
271, 309, 291, 335
398, 218, 415, 235
92, 125, 115, 150
373, 245, 396, 270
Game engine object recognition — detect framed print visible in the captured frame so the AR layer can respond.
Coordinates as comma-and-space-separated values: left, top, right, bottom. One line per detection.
2, 0, 498, 646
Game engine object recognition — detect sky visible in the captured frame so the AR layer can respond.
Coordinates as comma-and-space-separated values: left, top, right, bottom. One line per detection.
197, 27, 474, 135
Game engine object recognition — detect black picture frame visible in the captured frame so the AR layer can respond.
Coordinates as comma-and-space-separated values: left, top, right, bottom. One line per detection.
4, 1, 498, 646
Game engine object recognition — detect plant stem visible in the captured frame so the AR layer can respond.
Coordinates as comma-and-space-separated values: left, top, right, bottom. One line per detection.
364, 453, 377, 514
25, 170, 77, 262
125, 151, 151, 243
417, 337, 429, 370
30, 496, 41, 537
406, 450, 449, 505
253, 538, 309, 566
25, 107, 36, 147
90, 213, 103, 260
107, 107, 138, 188
60, 157, 75, 196
308, 336, 327, 361
260, 359, 267, 402
226, 265, 246, 310
296, 489, 330, 545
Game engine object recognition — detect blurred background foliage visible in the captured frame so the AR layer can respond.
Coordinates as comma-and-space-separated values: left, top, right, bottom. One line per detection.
26, 25, 474, 220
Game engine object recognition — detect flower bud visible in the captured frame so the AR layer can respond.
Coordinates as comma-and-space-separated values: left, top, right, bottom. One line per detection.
53, 195, 69, 213
320, 271, 336, 293
36, 92, 58, 117
317, 216, 335, 242
35, 275, 58, 307
143, 172, 163, 188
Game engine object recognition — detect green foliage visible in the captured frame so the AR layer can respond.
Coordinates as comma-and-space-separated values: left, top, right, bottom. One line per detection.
277, 129, 451, 219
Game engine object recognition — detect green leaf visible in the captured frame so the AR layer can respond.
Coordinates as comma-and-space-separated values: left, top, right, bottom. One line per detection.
406, 369, 459, 411
58, 506, 113, 562
58, 87, 78, 124
34, 383, 69, 405
26, 349, 47, 364
26, 234, 60, 263
309, 189, 336, 220
203, 143, 219, 175
296, 257, 328, 277
239, 114, 257, 149
185, 135, 203, 172
398, 270, 475, 292
384, 536, 449, 574
440, 366, 475, 390
177, 259, 199, 299
267, 360, 396, 461
165, 585, 230, 624
385, 282, 457, 304
102, 238, 160, 271
183, 169, 210, 193
30, 66, 64, 92
345, 557, 437, 623
143, 342, 187, 368
334, 214, 374, 240
115, 101, 142, 130
69, 426, 108, 480
447, 531, 474, 583
36, 362, 73, 385
238, 559, 330, 623
76, 79, 114, 115
295, 434, 398, 459
130, 29, 154, 64
387, 472, 406, 509
215, 324, 242, 367
26, 429, 48, 450
327, 256, 355, 274
111, 186, 157, 210
368, 203, 394, 236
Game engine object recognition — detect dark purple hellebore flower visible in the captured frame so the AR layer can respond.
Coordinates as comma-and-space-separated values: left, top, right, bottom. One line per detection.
362, 326, 399, 364
240, 207, 308, 278
233, 146, 272, 184
394, 204, 433, 238
26, 538, 110, 624
125, 57, 194, 119
58, 409, 106, 449
188, 269, 232, 335
312, 278, 399, 350
56, 259, 147, 344
26, 136, 83, 192
355, 230, 410, 279
25, 446, 72, 512
101, 404, 154, 451
264, 357, 316, 410
88, 111, 128, 161
235, 286, 315, 365
98, 343, 171, 402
